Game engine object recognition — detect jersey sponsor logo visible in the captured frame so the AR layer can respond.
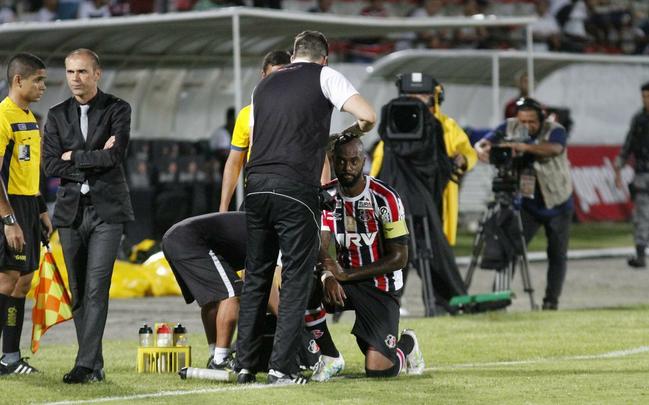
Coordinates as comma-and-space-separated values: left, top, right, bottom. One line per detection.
336, 232, 377, 248
385, 334, 397, 349
358, 200, 373, 210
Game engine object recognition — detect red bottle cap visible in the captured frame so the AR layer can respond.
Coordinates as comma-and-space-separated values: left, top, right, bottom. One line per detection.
158, 324, 171, 334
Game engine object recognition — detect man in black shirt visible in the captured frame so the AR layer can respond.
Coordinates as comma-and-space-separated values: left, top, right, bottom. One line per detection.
236, 30, 375, 384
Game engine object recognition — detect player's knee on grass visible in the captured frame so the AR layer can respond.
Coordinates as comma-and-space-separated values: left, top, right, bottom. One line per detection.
365, 346, 398, 377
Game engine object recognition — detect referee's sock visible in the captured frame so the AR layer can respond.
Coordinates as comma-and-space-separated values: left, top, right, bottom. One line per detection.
0, 293, 8, 341
2, 296, 25, 364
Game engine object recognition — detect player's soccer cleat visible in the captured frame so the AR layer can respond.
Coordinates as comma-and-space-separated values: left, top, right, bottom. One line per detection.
208, 353, 234, 370
267, 369, 308, 385
400, 329, 425, 375
0, 357, 39, 375
311, 354, 345, 382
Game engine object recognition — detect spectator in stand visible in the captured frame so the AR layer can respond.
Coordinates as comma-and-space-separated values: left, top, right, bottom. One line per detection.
531, 0, 562, 51
58, 0, 82, 19
34, 0, 59, 21
193, 0, 242, 11
350, 0, 391, 62
556, 0, 590, 51
78, 0, 111, 18
504, 72, 529, 119
360, 0, 388, 17
253, 0, 281, 9
308, 0, 333, 13
453, 0, 489, 49
0, 0, 15, 23
408, 0, 450, 49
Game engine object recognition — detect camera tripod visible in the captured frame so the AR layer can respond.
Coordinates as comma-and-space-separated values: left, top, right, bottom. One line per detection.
463, 194, 538, 310
406, 215, 437, 317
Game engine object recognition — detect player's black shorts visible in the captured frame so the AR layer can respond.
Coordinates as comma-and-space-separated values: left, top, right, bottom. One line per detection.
339, 280, 401, 363
162, 212, 245, 306
0, 195, 41, 273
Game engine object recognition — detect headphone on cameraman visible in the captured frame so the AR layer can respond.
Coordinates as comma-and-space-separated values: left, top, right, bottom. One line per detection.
432, 78, 445, 107
515, 97, 545, 122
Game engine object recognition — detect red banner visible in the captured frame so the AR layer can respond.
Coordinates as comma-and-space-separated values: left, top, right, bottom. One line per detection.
568, 145, 633, 222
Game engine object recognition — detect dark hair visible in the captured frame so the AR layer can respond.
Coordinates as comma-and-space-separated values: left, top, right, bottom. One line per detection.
516, 97, 544, 122
6, 53, 46, 87
66, 48, 101, 70
332, 134, 363, 156
642, 82, 649, 92
293, 31, 328, 61
261, 50, 291, 72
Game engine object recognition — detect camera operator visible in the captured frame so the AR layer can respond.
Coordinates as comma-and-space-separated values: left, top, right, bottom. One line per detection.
475, 97, 573, 310
371, 77, 477, 246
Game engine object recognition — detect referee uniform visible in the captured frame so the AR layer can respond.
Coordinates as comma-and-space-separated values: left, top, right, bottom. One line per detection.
236, 59, 359, 376
0, 97, 42, 274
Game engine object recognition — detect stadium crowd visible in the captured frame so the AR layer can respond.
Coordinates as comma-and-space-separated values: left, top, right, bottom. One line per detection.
1, 0, 649, 57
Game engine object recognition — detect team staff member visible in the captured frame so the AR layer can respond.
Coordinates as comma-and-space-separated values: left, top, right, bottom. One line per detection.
0, 54, 52, 376
219, 50, 291, 213
318, 136, 424, 378
236, 30, 376, 384
475, 98, 573, 310
614, 82, 649, 269
370, 77, 477, 245
43, 49, 134, 383
162, 212, 245, 369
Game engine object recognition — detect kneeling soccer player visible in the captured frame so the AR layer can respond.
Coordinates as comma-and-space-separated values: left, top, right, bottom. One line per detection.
318, 135, 425, 379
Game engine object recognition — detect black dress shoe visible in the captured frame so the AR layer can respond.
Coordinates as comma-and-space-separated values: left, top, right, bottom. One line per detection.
63, 366, 94, 384
91, 369, 105, 382
627, 256, 646, 269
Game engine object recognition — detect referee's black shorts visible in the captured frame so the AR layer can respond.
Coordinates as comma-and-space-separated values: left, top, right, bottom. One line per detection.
339, 280, 401, 364
162, 213, 245, 306
0, 195, 41, 273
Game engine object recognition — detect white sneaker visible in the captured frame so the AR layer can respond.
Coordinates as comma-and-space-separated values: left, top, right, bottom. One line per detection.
311, 354, 345, 382
401, 329, 425, 375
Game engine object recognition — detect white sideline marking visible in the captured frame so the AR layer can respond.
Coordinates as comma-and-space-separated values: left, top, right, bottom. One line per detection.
426, 346, 649, 370
40, 346, 649, 405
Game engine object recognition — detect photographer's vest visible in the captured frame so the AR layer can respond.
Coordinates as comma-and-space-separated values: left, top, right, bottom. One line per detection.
505, 119, 573, 209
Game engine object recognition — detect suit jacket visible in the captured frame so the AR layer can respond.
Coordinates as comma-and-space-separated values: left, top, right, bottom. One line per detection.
43, 90, 134, 227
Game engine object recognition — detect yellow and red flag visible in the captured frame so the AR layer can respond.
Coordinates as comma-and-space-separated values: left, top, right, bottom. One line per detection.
31, 250, 72, 353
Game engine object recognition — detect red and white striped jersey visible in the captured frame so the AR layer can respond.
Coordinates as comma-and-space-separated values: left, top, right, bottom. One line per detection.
321, 176, 409, 292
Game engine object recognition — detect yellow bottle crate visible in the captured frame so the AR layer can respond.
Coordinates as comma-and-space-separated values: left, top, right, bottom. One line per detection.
137, 346, 191, 373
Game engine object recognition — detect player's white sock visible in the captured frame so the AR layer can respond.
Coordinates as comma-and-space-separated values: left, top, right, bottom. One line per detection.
213, 347, 231, 364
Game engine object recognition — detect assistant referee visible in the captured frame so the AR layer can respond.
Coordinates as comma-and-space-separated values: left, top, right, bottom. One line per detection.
235, 31, 376, 384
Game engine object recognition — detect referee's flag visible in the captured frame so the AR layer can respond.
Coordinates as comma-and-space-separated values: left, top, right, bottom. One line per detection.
31, 250, 72, 353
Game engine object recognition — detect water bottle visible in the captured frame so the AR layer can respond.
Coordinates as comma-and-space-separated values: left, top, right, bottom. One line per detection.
173, 323, 188, 347
178, 367, 235, 382
139, 324, 153, 347
156, 323, 172, 347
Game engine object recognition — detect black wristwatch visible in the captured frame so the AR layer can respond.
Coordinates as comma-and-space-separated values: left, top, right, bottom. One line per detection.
2, 214, 16, 226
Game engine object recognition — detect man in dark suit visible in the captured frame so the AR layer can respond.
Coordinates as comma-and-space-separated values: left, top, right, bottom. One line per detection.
43, 49, 134, 384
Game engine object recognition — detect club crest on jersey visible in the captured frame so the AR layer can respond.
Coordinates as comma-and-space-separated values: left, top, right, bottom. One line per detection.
379, 206, 391, 223
357, 208, 374, 223
311, 329, 324, 339
308, 339, 320, 354
385, 334, 397, 349
336, 232, 377, 248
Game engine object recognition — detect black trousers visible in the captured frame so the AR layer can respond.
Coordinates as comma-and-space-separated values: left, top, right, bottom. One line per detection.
236, 174, 320, 374
521, 207, 572, 306
58, 205, 123, 370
